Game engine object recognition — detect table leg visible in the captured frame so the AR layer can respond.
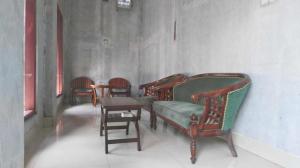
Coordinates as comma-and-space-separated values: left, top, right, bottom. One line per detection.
100, 106, 104, 136
126, 121, 130, 135
105, 109, 108, 154
137, 108, 141, 120
136, 108, 142, 151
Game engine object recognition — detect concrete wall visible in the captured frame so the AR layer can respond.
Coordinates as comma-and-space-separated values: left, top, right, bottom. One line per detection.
139, 0, 300, 157
25, 0, 65, 164
0, 1, 24, 168
64, 0, 141, 97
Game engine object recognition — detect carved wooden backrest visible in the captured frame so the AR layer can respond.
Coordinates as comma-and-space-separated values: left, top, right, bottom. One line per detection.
108, 77, 131, 96
71, 77, 94, 90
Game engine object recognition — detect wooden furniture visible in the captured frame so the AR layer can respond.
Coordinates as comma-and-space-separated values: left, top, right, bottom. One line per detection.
139, 74, 187, 101
70, 77, 95, 105
136, 74, 187, 129
91, 84, 110, 106
108, 77, 131, 97
153, 73, 251, 163
91, 77, 131, 106
100, 97, 143, 153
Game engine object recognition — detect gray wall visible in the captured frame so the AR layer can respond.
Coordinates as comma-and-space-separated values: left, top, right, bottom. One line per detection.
64, 0, 141, 97
0, 1, 24, 168
139, 0, 300, 157
25, 0, 65, 164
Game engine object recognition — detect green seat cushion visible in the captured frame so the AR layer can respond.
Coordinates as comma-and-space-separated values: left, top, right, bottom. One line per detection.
153, 101, 204, 129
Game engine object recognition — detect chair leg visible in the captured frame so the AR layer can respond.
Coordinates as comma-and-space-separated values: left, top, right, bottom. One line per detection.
190, 138, 197, 164
224, 131, 238, 157
91, 94, 95, 106
75, 96, 79, 105
71, 95, 74, 105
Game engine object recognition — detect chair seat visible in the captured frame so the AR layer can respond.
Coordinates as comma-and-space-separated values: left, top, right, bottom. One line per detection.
153, 101, 204, 129
73, 88, 93, 96
73, 88, 93, 93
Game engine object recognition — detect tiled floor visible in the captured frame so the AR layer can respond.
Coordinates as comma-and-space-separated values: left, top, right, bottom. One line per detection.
26, 104, 282, 168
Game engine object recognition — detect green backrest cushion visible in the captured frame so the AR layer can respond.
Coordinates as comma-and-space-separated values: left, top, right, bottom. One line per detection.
173, 77, 241, 103
222, 83, 250, 131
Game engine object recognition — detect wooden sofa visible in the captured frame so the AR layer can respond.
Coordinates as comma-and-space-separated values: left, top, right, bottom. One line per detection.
137, 74, 187, 128
152, 73, 251, 163
139, 73, 187, 101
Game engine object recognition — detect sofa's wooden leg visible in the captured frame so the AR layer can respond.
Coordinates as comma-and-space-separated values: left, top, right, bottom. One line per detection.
225, 131, 237, 157
189, 114, 198, 164
150, 106, 153, 128
153, 107, 157, 130
190, 138, 197, 164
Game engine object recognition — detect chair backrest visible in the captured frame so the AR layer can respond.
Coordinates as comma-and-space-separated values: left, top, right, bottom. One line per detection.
108, 77, 131, 97
71, 77, 94, 89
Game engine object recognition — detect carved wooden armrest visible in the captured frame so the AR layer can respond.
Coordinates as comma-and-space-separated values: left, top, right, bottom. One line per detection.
150, 84, 174, 101
139, 81, 158, 97
191, 89, 228, 130
139, 81, 158, 90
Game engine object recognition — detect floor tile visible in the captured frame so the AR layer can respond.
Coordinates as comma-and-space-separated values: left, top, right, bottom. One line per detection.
25, 104, 282, 168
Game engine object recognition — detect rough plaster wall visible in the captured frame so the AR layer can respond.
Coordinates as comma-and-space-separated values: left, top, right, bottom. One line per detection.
139, 0, 300, 156
62, 0, 72, 103
25, 0, 65, 163
64, 0, 141, 96
0, 1, 24, 168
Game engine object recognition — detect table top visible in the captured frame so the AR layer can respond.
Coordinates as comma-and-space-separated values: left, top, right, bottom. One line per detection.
100, 97, 142, 109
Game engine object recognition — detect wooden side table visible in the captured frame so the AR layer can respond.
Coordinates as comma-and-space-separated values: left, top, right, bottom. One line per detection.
100, 97, 143, 153
91, 84, 110, 106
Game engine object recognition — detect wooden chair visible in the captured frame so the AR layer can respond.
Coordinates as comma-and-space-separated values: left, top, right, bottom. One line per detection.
70, 77, 95, 105
108, 77, 131, 97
